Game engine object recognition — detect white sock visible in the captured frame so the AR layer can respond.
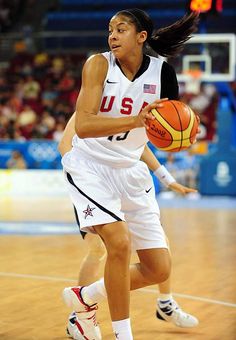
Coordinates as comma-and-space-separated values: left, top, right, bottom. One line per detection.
81, 278, 107, 305
158, 293, 173, 303
112, 318, 133, 340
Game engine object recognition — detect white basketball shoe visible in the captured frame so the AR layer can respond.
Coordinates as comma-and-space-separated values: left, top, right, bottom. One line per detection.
156, 298, 199, 328
63, 286, 102, 340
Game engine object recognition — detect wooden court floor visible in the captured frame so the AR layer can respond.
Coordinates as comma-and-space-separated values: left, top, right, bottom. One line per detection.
0, 196, 236, 340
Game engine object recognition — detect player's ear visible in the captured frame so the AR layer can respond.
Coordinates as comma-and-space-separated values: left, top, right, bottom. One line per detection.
138, 31, 148, 44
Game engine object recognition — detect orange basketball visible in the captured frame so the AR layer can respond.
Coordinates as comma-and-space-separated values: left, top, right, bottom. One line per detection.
146, 100, 198, 152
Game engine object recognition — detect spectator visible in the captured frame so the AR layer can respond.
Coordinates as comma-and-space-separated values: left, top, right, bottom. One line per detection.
22, 75, 41, 100
161, 152, 198, 193
37, 110, 56, 139
178, 151, 199, 189
6, 150, 27, 169
52, 122, 65, 142
17, 104, 37, 139
182, 83, 218, 141
0, 1, 11, 32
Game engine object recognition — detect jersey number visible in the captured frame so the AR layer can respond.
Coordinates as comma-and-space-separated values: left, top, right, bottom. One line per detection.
108, 131, 130, 142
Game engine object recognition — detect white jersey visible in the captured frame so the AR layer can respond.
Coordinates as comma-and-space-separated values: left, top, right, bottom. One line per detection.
72, 51, 163, 167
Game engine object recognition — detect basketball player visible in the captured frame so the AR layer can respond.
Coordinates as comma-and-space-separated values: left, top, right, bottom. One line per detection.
61, 8, 199, 339
59, 113, 199, 338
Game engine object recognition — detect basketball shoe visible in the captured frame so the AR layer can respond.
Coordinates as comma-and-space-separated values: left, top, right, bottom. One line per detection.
63, 286, 102, 340
156, 298, 199, 328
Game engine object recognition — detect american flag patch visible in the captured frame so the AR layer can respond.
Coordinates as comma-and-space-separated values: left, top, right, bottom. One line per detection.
143, 84, 156, 94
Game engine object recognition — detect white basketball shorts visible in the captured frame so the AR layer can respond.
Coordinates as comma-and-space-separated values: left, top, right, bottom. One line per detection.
62, 151, 167, 251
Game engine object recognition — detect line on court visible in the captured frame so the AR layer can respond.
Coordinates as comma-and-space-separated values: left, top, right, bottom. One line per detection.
0, 271, 76, 282
0, 271, 235, 308
140, 288, 236, 308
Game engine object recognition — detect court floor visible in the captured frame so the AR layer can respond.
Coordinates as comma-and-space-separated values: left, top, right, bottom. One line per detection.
0, 194, 236, 339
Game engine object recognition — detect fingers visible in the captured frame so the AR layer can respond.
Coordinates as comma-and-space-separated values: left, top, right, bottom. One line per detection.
145, 98, 169, 112
195, 114, 200, 124
197, 126, 201, 134
141, 98, 169, 129
184, 188, 198, 193
170, 182, 198, 195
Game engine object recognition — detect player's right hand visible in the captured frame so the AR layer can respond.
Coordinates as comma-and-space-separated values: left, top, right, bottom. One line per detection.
134, 98, 168, 129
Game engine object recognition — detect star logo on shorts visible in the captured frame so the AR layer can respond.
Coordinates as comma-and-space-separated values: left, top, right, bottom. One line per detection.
83, 204, 95, 219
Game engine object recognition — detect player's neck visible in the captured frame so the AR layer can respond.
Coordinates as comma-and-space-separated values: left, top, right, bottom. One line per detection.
116, 54, 144, 81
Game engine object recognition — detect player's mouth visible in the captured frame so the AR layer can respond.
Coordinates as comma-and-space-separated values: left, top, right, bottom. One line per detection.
111, 45, 121, 51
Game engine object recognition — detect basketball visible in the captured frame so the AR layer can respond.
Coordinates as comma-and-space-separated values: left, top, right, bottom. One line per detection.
146, 100, 199, 152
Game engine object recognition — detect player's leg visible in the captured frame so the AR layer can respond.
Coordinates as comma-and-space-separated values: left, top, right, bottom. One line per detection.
64, 220, 133, 340
66, 233, 106, 340
69, 247, 171, 299
93, 221, 131, 319
93, 221, 133, 339
157, 277, 198, 327
129, 248, 171, 290
62, 161, 117, 340
156, 236, 199, 327
78, 233, 106, 286
73, 204, 106, 286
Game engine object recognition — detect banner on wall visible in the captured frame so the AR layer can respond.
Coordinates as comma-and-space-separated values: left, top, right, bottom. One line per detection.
0, 141, 62, 169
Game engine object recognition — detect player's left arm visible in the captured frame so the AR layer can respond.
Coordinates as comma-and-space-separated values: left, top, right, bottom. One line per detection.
58, 112, 75, 156
141, 144, 197, 195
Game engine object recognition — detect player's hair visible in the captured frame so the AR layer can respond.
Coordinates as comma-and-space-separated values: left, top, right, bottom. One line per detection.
116, 8, 199, 58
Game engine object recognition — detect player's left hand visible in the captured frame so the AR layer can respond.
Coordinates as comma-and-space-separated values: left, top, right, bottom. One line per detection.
196, 114, 201, 135
169, 181, 198, 195
191, 114, 201, 144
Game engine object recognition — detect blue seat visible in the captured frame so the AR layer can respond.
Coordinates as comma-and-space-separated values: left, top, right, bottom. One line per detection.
45, 10, 186, 31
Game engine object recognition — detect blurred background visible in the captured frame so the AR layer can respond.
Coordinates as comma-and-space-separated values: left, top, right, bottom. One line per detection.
0, 0, 235, 197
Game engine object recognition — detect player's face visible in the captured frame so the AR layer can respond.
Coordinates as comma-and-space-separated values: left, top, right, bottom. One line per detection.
108, 15, 145, 59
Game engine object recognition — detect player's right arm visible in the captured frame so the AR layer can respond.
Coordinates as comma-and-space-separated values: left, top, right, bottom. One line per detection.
75, 54, 164, 138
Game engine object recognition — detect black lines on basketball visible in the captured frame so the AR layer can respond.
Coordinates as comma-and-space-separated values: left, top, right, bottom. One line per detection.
171, 100, 183, 152
145, 100, 198, 152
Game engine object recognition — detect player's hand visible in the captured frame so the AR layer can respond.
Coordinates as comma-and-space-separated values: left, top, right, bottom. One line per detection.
168, 181, 198, 195
195, 114, 201, 135
134, 98, 168, 129
191, 113, 201, 144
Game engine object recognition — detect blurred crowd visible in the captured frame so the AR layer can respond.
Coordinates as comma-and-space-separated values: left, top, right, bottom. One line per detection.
0, 0, 24, 33
0, 52, 86, 141
0, 50, 222, 142
180, 81, 219, 141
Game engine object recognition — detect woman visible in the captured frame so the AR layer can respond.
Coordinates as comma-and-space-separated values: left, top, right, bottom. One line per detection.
62, 8, 199, 340
59, 112, 198, 339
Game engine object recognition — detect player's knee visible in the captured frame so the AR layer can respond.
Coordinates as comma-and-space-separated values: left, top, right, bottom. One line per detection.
152, 267, 170, 284
146, 260, 171, 284
107, 234, 131, 260
157, 266, 170, 283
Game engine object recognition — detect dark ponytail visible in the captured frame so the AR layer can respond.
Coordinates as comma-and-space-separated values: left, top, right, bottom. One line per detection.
116, 9, 199, 58
149, 12, 199, 58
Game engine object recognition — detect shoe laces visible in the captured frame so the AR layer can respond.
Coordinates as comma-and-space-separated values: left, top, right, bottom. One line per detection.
169, 301, 192, 320
72, 287, 98, 313
73, 311, 99, 326
83, 303, 98, 313
159, 299, 179, 315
